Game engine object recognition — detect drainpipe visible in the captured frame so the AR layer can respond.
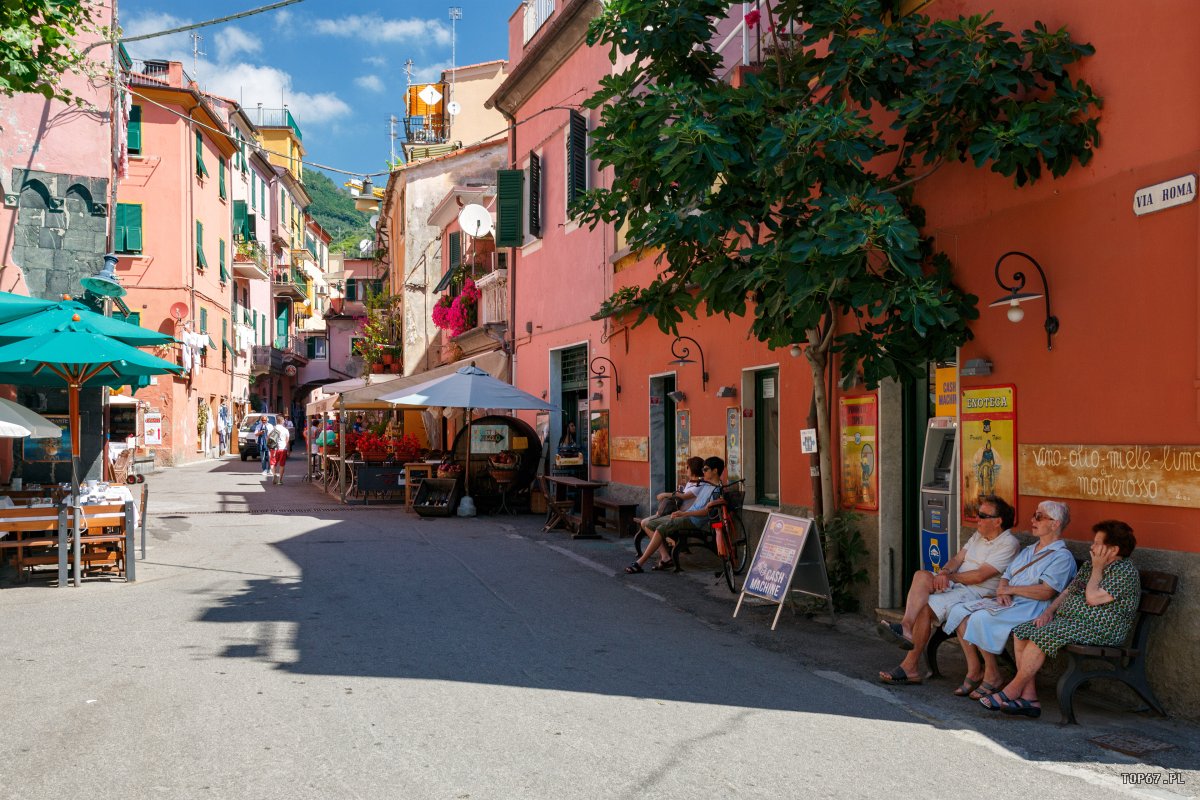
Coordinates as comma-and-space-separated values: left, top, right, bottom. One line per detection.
500, 105, 518, 387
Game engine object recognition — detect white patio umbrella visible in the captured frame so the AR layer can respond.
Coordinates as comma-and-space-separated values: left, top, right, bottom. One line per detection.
0, 397, 63, 439
380, 364, 557, 516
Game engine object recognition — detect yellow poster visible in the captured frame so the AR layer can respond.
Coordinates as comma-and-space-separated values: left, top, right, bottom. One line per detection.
961, 384, 1017, 522
839, 394, 878, 511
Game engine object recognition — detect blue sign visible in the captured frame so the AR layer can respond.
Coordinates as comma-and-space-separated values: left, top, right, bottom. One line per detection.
921, 528, 949, 573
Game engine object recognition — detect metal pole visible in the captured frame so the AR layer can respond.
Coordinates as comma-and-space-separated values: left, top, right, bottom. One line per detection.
338, 397, 347, 504
57, 506, 68, 588
124, 499, 136, 582
140, 482, 149, 560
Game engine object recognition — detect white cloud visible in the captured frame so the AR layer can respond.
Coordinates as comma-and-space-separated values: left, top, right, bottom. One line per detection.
363, 55, 387, 68
355, 74, 385, 93
215, 28, 260, 62
205, 63, 350, 125
121, 12, 194, 61
312, 15, 450, 46
414, 60, 452, 83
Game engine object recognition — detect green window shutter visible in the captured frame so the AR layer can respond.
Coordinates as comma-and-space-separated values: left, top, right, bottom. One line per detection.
196, 220, 207, 268
222, 319, 228, 357
196, 132, 208, 178
114, 204, 127, 252
239, 137, 247, 173
260, 179, 265, 213
449, 231, 461, 268
233, 200, 247, 239
200, 307, 208, 333
124, 311, 140, 327
252, 310, 258, 344
219, 157, 227, 199
372, 280, 383, 296
345, 280, 357, 301
566, 110, 588, 207
496, 169, 524, 247
127, 104, 142, 154
250, 173, 256, 211
125, 204, 143, 253
528, 151, 541, 238
219, 239, 228, 282
275, 305, 288, 347
306, 336, 316, 359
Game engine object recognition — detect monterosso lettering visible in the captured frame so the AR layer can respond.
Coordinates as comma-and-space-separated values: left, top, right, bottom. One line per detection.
1078, 473, 1158, 501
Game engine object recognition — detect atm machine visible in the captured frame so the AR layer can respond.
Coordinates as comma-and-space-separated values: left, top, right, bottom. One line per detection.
919, 417, 959, 573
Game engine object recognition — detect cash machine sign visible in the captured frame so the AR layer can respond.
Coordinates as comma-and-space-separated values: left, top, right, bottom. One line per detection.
419, 85, 443, 106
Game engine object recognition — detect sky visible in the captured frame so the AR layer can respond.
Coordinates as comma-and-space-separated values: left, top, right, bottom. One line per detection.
117, 0, 514, 181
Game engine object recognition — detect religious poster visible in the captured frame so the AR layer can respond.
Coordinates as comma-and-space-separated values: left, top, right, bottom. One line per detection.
838, 394, 878, 511
961, 384, 1017, 522
589, 410, 610, 466
726, 407, 742, 480
675, 409, 691, 488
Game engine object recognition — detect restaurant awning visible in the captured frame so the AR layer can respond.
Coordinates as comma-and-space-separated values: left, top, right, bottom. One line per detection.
305, 349, 508, 416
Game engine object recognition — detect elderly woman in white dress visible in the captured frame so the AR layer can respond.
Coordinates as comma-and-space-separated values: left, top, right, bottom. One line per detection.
964, 500, 1079, 710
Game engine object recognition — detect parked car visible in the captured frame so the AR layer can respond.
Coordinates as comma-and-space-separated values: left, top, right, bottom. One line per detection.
237, 413, 279, 460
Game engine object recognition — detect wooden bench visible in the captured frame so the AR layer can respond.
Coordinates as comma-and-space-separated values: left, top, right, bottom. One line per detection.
592, 497, 638, 537
1056, 569, 1177, 724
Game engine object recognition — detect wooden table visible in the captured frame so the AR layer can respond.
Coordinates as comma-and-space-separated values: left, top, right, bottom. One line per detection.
544, 475, 606, 539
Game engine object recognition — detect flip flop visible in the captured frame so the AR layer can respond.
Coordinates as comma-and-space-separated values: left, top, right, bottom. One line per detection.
650, 560, 675, 572
979, 690, 1015, 711
876, 621, 914, 651
1000, 698, 1042, 719
968, 681, 1002, 701
953, 677, 983, 697
878, 665, 922, 685
624, 562, 644, 574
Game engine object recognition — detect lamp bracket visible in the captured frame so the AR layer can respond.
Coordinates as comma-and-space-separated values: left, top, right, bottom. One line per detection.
589, 355, 621, 398
669, 335, 708, 390
993, 250, 1059, 351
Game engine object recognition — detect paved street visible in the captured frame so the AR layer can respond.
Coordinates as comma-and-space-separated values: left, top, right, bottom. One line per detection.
0, 459, 1197, 800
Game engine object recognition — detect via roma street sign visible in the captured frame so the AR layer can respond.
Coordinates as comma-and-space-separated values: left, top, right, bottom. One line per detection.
1133, 174, 1195, 216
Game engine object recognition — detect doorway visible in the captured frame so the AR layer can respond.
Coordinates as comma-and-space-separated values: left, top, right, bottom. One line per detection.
753, 368, 780, 505
648, 374, 676, 497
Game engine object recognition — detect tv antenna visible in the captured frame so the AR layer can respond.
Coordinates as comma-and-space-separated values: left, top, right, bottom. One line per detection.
449, 7, 461, 139
190, 31, 205, 80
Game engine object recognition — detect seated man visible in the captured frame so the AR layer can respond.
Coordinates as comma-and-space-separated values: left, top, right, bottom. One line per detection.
625, 456, 720, 574
878, 494, 1020, 687
652, 456, 707, 516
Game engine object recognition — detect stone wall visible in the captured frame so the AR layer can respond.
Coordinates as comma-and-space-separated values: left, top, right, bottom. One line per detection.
7, 169, 109, 299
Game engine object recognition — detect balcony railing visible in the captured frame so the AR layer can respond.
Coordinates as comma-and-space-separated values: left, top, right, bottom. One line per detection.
476, 269, 508, 326
254, 107, 303, 141
271, 267, 307, 298
233, 240, 268, 279
523, 0, 555, 43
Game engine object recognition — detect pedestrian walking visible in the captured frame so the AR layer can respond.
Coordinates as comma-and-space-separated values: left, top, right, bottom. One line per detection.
267, 422, 290, 485
254, 416, 272, 477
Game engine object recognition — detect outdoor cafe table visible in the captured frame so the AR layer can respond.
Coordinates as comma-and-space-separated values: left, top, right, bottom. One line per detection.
543, 475, 606, 540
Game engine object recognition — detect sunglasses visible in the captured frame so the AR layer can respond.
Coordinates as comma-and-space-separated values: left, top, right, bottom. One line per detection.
976, 511, 1001, 520
1033, 511, 1055, 522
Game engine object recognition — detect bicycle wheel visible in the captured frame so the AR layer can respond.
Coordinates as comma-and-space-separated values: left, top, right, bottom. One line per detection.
718, 526, 737, 592
727, 511, 750, 574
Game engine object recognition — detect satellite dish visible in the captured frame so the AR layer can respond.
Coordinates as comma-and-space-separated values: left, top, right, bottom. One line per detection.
447, 100, 461, 116
169, 302, 189, 321
457, 204, 494, 238
358, 239, 373, 255
369, 214, 379, 230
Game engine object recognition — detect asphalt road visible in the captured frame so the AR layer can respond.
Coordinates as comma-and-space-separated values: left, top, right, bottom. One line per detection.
0, 459, 1196, 799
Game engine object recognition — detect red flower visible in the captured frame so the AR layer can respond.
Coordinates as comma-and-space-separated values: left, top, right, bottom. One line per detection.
744, 9, 761, 29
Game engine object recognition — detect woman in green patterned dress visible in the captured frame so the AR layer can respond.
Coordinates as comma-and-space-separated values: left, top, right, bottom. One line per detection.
987, 520, 1140, 718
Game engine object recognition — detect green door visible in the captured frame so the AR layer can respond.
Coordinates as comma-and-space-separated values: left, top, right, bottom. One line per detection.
754, 369, 780, 505
275, 304, 289, 349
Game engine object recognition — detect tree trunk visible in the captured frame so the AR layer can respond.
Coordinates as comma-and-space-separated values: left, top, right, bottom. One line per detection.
805, 327, 836, 522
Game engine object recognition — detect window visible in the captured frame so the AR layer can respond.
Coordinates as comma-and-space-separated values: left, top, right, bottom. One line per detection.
218, 157, 227, 200
252, 309, 258, 344
250, 172, 257, 211
219, 238, 227, 283
199, 306, 208, 333
528, 151, 542, 238
122, 311, 141, 327
115, 203, 143, 254
195, 221, 207, 268
195, 132, 209, 179
222, 319, 228, 362
306, 336, 327, 359
448, 231, 462, 270
496, 169, 524, 247
127, 104, 142, 155
566, 110, 588, 209
345, 279, 358, 301
260, 178, 266, 213
233, 200, 247, 240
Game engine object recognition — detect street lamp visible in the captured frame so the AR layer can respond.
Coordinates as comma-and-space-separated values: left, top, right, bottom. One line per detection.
667, 335, 708, 391
589, 355, 621, 398
988, 251, 1059, 350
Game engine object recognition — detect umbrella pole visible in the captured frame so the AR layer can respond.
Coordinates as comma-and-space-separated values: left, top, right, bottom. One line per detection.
69, 383, 81, 588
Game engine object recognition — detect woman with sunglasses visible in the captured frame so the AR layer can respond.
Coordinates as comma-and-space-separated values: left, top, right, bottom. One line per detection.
965, 501, 1079, 710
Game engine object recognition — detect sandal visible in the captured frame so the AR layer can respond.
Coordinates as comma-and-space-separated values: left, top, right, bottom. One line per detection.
624, 562, 644, 574
878, 665, 922, 685
876, 621, 914, 651
968, 681, 1002, 701
650, 559, 674, 572
1000, 698, 1042, 719
952, 677, 983, 697
979, 690, 1015, 711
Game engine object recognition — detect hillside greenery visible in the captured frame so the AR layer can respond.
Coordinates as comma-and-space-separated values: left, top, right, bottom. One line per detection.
305, 169, 374, 256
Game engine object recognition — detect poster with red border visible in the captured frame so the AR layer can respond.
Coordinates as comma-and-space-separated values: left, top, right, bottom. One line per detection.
961, 384, 1018, 523
838, 394, 878, 511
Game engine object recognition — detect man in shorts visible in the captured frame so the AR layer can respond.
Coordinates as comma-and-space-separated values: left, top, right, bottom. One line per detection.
267, 422, 290, 485
625, 456, 723, 574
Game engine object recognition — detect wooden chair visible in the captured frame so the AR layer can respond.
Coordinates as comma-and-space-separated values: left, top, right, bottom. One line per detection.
0, 507, 68, 580
539, 476, 575, 533
65, 502, 136, 581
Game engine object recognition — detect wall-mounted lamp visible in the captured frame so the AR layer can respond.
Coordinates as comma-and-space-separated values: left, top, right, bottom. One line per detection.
667, 390, 686, 404
590, 391, 603, 403
988, 251, 1059, 350
589, 356, 621, 398
789, 344, 802, 358
961, 358, 993, 377
715, 385, 737, 398
668, 336, 708, 390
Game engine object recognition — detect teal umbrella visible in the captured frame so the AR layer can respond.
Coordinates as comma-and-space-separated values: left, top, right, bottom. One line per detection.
0, 299, 173, 346
0, 291, 55, 325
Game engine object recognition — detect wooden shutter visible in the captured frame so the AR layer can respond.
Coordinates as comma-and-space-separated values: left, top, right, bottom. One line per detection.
127, 105, 142, 154
222, 319, 228, 359
219, 239, 228, 282
114, 204, 127, 252
528, 151, 541, 238
449, 231, 462, 268
199, 307, 208, 333
566, 111, 588, 206
195, 132, 208, 178
219, 157, 226, 199
233, 200, 247, 240
196, 221, 207, 268
496, 169, 524, 247
125, 205, 142, 253
306, 336, 317, 359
